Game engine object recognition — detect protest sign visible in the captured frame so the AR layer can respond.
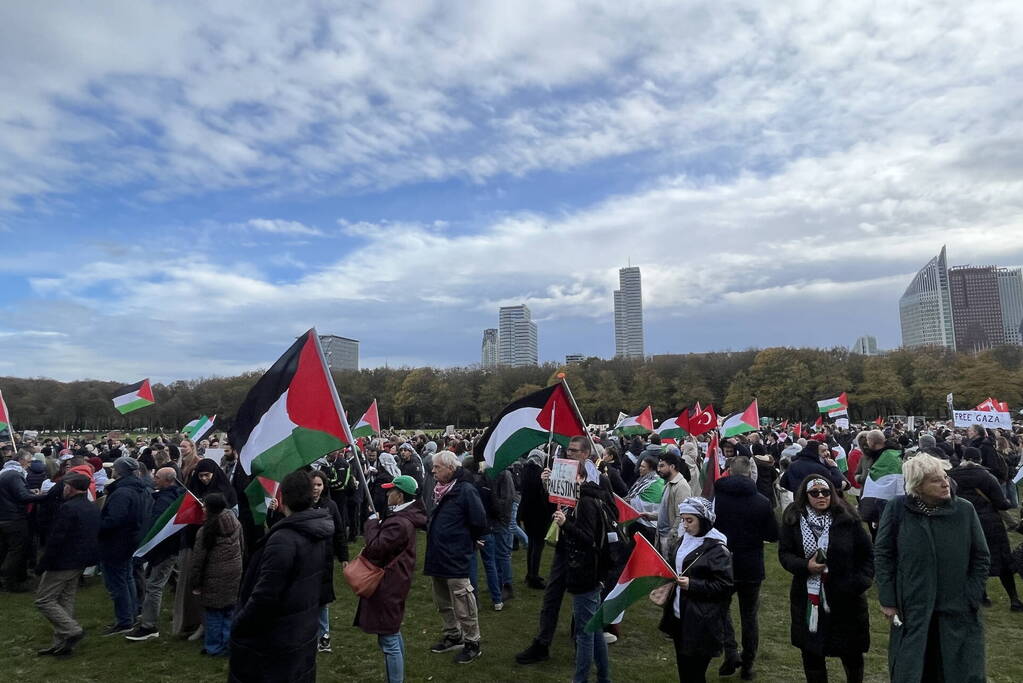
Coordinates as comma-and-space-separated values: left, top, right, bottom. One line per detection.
548, 457, 579, 507
203, 447, 225, 461
835, 418, 849, 430
444, 424, 455, 435
23, 430, 39, 439
953, 410, 1011, 430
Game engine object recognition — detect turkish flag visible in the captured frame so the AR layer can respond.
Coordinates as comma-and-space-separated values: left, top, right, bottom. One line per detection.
689, 404, 718, 437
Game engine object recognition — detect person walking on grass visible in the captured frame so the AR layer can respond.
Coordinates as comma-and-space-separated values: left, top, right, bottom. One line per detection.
190, 492, 242, 657
33, 473, 97, 657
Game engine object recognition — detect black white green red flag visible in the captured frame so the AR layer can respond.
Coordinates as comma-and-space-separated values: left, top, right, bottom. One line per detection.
656, 409, 690, 439
111, 379, 155, 415
182, 414, 216, 442
245, 476, 282, 526
720, 400, 759, 438
351, 399, 380, 438
584, 533, 676, 632
473, 382, 585, 475
134, 490, 205, 559
0, 388, 10, 436
614, 406, 653, 436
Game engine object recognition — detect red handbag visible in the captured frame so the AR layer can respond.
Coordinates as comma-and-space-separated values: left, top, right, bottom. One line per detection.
343, 552, 386, 598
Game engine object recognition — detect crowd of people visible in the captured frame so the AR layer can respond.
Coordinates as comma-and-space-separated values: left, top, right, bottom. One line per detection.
1, 417, 1022, 682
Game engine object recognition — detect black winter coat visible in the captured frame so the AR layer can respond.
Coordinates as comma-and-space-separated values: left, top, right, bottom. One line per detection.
99, 475, 152, 563
972, 436, 1007, 483
658, 535, 734, 657
561, 482, 613, 594
520, 459, 555, 537
778, 502, 874, 656
0, 467, 46, 521
424, 469, 487, 579
754, 456, 779, 506
146, 484, 185, 566
37, 493, 100, 572
949, 464, 1012, 575
712, 476, 778, 582
780, 449, 845, 493
229, 507, 333, 683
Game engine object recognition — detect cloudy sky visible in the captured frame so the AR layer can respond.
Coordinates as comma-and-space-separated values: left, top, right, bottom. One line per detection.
2, 1, 1022, 382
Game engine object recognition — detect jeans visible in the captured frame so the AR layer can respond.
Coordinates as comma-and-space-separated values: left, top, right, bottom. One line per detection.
494, 526, 513, 587
101, 557, 137, 627
139, 555, 176, 629
509, 500, 529, 546
204, 606, 234, 656
470, 533, 503, 604
571, 588, 610, 683
536, 551, 568, 646
378, 632, 405, 683
722, 581, 762, 665
319, 605, 329, 638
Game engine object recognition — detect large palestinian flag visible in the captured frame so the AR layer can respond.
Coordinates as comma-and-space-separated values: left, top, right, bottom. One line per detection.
111, 379, 155, 415
0, 388, 10, 436
614, 406, 653, 436
817, 392, 849, 418
861, 448, 904, 501
473, 382, 585, 475
182, 414, 216, 442
134, 491, 205, 559
351, 399, 380, 439
656, 409, 690, 439
720, 399, 759, 438
584, 533, 676, 632
230, 330, 351, 482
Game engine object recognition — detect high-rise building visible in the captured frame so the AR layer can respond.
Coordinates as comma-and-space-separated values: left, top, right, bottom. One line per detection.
899, 246, 956, 350
318, 335, 359, 371
481, 328, 499, 368
565, 353, 585, 365
498, 304, 538, 366
613, 266, 644, 359
949, 265, 1004, 353
850, 335, 878, 355
997, 267, 1023, 346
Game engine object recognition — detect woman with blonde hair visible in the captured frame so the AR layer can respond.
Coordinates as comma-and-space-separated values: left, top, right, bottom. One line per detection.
875, 454, 990, 683
179, 438, 200, 481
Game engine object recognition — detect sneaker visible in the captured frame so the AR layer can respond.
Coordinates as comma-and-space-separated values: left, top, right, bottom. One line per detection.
719, 654, 742, 676
493, 602, 504, 612
125, 625, 159, 642
101, 623, 133, 637
37, 645, 61, 657
514, 640, 550, 665
430, 635, 463, 653
602, 631, 618, 645
318, 635, 332, 653
187, 625, 205, 642
454, 640, 481, 664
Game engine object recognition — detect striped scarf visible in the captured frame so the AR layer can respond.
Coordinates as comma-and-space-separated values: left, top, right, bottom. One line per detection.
799, 506, 831, 633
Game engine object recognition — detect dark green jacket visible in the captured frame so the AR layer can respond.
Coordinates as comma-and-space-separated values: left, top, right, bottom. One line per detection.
875, 494, 990, 683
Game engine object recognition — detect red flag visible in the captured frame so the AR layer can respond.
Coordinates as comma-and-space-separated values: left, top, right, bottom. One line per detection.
874, 416, 884, 426
779, 419, 789, 430
613, 494, 642, 525
701, 432, 722, 499
689, 404, 717, 437
976, 397, 997, 412
793, 423, 802, 439
814, 415, 823, 429
998, 401, 1010, 412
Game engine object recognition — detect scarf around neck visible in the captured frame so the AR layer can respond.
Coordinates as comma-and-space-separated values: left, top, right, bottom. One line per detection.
799, 506, 832, 632
433, 479, 455, 506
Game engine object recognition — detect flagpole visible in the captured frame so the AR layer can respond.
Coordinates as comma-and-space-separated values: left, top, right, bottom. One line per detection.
559, 377, 597, 456
311, 329, 376, 515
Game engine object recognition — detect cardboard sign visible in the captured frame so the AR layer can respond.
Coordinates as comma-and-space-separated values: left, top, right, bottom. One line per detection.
953, 410, 1011, 429
548, 457, 580, 507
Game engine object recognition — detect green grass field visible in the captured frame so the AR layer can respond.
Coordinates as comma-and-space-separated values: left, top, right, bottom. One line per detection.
3, 527, 1022, 682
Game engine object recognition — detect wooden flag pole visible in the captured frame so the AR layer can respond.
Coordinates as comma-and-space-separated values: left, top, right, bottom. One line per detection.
560, 377, 598, 456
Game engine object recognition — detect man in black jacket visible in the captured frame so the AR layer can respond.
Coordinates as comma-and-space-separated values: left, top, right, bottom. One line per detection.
713, 456, 779, 680
33, 473, 98, 656
99, 456, 153, 634
0, 450, 48, 591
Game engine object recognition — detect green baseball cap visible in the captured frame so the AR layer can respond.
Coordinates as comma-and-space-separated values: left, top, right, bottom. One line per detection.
382, 475, 419, 496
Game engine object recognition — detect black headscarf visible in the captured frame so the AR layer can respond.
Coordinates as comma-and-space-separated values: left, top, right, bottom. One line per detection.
187, 458, 237, 508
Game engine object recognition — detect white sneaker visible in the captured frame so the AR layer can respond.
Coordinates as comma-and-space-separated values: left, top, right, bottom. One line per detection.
493, 602, 504, 611
188, 625, 204, 642
603, 632, 618, 644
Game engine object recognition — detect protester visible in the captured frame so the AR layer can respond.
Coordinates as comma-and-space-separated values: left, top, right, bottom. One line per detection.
0, 450, 47, 591
713, 455, 779, 680
470, 459, 515, 610
656, 450, 692, 557
779, 475, 873, 683
397, 443, 425, 490
190, 492, 242, 656
179, 438, 201, 481
658, 497, 733, 683
626, 454, 664, 546
520, 448, 555, 589
33, 473, 97, 657
781, 440, 845, 494
355, 474, 428, 683
99, 456, 152, 635
875, 454, 990, 683
424, 450, 486, 664
229, 470, 333, 683
309, 469, 349, 652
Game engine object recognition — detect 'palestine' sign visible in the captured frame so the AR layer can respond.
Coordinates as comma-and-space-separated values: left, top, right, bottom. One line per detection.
953, 410, 1012, 429
548, 457, 580, 507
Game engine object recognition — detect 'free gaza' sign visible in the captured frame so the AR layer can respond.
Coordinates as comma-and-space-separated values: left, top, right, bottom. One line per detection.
953, 410, 1012, 430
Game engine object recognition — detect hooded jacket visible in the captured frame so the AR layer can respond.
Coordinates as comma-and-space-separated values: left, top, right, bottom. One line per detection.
98, 474, 153, 563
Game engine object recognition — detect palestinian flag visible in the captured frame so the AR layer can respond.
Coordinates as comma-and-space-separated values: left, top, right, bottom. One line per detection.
817, 392, 849, 417
473, 382, 584, 475
615, 406, 654, 436
720, 400, 759, 438
656, 410, 690, 439
182, 414, 216, 442
245, 476, 282, 526
688, 404, 717, 437
861, 448, 904, 501
351, 399, 380, 438
793, 423, 803, 438
613, 494, 642, 526
111, 379, 155, 415
134, 491, 205, 559
832, 443, 849, 474
0, 388, 10, 436
701, 432, 723, 499
584, 533, 676, 632
814, 416, 823, 429
229, 330, 351, 482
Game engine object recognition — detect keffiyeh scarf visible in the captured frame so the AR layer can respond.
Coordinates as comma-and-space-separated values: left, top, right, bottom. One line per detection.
799, 506, 831, 633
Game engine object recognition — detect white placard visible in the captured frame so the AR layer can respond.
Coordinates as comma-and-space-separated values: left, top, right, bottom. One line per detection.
203, 447, 225, 461
953, 410, 1012, 429
835, 418, 849, 430
547, 457, 579, 507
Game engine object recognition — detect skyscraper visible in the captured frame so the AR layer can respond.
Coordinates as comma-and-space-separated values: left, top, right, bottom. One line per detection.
997, 267, 1023, 346
498, 305, 538, 366
318, 335, 359, 371
850, 335, 878, 355
613, 266, 644, 359
899, 246, 956, 350
949, 265, 1004, 353
481, 328, 499, 368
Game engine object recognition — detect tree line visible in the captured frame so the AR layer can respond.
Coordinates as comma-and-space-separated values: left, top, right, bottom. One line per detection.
3, 345, 1022, 434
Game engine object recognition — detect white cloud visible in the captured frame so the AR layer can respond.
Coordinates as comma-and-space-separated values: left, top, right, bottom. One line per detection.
243, 219, 324, 237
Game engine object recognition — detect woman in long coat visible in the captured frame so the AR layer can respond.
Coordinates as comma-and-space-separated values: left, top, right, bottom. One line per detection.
779, 475, 873, 683
190, 492, 243, 656
875, 454, 990, 683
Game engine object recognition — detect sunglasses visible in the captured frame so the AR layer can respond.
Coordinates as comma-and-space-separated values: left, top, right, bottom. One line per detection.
808, 489, 832, 498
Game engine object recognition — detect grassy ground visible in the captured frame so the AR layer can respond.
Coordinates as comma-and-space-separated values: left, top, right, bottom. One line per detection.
3, 525, 1022, 682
